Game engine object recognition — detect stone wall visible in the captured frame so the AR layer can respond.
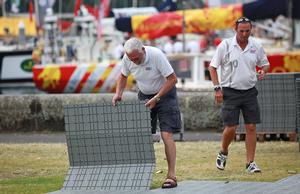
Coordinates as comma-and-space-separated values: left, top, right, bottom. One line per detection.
178, 92, 221, 131
0, 91, 221, 132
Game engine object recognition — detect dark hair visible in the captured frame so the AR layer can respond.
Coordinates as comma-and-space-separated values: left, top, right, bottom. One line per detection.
235, 17, 252, 27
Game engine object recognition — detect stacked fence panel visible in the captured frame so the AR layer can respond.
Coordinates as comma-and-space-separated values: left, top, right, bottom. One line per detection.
296, 78, 300, 151
60, 102, 155, 192
238, 73, 300, 135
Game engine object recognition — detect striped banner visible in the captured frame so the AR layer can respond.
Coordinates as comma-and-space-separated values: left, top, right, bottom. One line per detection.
92, 63, 116, 93
33, 62, 134, 93
32, 51, 300, 93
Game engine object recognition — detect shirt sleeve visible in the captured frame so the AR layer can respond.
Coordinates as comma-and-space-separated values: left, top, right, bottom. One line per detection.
209, 41, 226, 68
156, 49, 174, 77
257, 47, 270, 67
121, 56, 130, 77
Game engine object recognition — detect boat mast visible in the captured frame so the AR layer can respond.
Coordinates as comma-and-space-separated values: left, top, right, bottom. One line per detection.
133, 0, 138, 7
2, 0, 6, 17
287, 0, 293, 50
182, 0, 186, 52
59, 0, 62, 21
34, 0, 40, 28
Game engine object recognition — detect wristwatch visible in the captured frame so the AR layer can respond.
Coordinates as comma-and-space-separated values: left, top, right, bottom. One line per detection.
154, 95, 161, 102
214, 86, 222, 91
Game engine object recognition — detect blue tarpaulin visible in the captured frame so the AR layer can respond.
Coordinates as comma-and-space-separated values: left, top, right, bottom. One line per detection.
115, 17, 132, 32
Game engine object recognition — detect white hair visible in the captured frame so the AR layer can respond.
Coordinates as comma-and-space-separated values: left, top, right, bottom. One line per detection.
123, 37, 144, 54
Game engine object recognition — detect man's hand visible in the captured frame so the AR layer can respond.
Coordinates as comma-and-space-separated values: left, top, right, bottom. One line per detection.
112, 94, 122, 106
215, 90, 223, 104
257, 69, 266, 80
145, 97, 157, 109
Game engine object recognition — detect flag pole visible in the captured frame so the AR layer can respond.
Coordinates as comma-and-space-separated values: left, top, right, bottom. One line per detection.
182, 0, 186, 52
2, 1, 6, 17
34, 0, 40, 28
287, 0, 293, 50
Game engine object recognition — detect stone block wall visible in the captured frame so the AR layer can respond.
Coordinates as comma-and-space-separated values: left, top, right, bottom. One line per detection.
0, 91, 221, 132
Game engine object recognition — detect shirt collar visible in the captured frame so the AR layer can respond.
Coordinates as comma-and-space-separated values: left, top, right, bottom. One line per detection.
232, 35, 253, 51
143, 46, 150, 64
232, 35, 238, 47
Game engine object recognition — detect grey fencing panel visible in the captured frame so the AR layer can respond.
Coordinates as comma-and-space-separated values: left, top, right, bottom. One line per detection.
296, 78, 300, 151
60, 102, 155, 192
238, 73, 300, 134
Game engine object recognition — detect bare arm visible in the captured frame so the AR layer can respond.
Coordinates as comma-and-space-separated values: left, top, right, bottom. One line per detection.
156, 72, 177, 99
209, 66, 223, 104
257, 65, 270, 80
112, 73, 128, 106
209, 66, 220, 86
145, 72, 177, 109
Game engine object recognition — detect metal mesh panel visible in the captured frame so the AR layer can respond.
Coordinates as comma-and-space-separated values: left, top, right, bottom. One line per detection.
296, 78, 300, 151
238, 73, 300, 133
62, 102, 155, 191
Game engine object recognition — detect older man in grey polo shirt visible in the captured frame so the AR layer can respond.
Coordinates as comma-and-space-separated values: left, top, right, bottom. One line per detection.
209, 17, 270, 173
112, 37, 181, 189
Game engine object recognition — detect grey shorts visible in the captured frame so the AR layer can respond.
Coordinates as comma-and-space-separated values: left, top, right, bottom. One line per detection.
222, 87, 261, 126
138, 87, 182, 134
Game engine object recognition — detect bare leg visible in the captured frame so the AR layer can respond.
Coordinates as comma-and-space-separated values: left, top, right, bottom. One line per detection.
245, 124, 256, 163
221, 125, 237, 154
160, 131, 176, 178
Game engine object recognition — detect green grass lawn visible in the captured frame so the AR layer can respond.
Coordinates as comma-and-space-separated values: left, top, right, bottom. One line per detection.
0, 141, 299, 194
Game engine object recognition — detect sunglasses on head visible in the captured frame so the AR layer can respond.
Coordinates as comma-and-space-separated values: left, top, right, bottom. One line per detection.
236, 17, 251, 24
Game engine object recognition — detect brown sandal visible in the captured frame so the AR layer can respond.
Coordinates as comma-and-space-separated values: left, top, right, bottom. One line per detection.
161, 176, 177, 189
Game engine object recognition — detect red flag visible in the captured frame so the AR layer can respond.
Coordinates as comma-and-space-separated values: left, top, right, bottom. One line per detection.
74, 0, 82, 16
97, 0, 110, 38
101, 0, 110, 18
84, 4, 99, 18
29, 0, 34, 22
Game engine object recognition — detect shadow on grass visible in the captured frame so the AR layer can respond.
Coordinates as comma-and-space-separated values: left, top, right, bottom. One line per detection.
0, 176, 64, 194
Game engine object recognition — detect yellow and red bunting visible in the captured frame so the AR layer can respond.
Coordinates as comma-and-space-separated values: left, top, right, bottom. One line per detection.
179, 4, 243, 33
33, 64, 76, 93
33, 62, 125, 93
132, 12, 182, 40
131, 4, 243, 40
92, 63, 116, 93
283, 51, 300, 72
260, 51, 300, 73
74, 64, 97, 93
32, 51, 300, 93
